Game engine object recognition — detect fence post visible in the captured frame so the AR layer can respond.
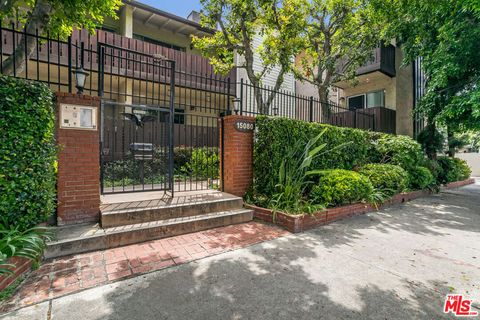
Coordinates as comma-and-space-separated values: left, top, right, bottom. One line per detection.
67, 36, 72, 93
353, 109, 357, 128
226, 78, 231, 115
98, 45, 104, 97
169, 60, 176, 198
240, 78, 244, 115
309, 96, 314, 122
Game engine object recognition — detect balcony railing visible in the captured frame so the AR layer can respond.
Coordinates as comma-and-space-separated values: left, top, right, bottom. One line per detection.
337, 44, 396, 79
237, 80, 396, 134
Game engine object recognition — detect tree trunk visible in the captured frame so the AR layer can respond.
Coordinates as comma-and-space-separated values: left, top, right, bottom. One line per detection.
447, 127, 455, 158
426, 121, 438, 160
252, 84, 268, 115
2, 0, 53, 76
317, 86, 331, 122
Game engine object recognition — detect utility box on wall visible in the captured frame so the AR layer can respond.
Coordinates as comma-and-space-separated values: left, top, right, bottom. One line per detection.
60, 104, 97, 130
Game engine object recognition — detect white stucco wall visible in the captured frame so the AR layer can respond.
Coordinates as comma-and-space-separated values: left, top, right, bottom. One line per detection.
456, 153, 480, 176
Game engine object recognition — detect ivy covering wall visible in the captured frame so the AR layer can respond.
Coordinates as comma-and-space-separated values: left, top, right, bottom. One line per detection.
0, 76, 57, 231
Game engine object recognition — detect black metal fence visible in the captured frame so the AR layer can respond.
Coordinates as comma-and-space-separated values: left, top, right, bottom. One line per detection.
236, 79, 377, 131
3, 23, 397, 194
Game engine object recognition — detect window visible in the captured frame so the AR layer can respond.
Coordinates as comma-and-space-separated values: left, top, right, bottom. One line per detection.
366, 90, 385, 108
133, 34, 186, 52
159, 108, 185, 124
173, 108, 185, 125
348, 95, 365, 110
347, 90, 385, 110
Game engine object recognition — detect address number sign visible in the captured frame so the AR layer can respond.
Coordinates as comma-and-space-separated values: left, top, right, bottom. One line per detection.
234, 120, 255, 132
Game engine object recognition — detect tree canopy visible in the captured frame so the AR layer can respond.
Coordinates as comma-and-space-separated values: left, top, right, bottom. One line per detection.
371, 0, 480, 157
192, 0, 307, 114
294, 0, 382, 103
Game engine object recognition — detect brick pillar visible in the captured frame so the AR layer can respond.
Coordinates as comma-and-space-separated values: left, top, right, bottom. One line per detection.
219, 115, 255, 197
56, 93, 101, 225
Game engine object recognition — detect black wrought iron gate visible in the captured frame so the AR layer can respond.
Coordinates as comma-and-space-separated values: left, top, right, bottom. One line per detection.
98, 43, 175, 195
97, 42, 231, 195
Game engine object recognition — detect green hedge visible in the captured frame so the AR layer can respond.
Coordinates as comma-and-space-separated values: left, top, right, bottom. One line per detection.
0, 76, 57, 231
254, 116, 374, 197
309, 170, 373, 207
437, 156, 471, 184
358, 164, 408, 196
370, 135, 423, 171
408, 166, 435, 190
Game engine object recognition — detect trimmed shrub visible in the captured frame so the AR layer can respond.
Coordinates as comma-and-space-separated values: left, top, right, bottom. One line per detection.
423, 159, 443, 185
437, 156, 471, 184
408, 166, 435, 190
370, 135, 423, 172
0, 76, 57, 231
358, 164, 408, 196
309, 169, 374, 207
254, 116, 373, 197
173, 147, 193, 173
182, 148, 219, 179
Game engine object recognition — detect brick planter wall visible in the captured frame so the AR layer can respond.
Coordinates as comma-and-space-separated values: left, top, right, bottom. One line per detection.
443, 178, 475, 189
56, 93, 101, 225
246, 178, 475, 233
0, 257, 32, 291
219, 115, 255, 197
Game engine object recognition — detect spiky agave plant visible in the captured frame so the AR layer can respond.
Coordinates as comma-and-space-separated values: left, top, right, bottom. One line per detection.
0, 221, 53, 275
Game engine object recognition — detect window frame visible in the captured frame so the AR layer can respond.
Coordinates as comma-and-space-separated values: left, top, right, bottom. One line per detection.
347, 89, 385, 109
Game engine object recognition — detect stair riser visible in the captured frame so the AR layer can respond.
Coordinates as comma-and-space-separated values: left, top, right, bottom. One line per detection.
106, 211, 252, 248
45, 236, 106, 260
101, 198, 243, 228
45, 211, 253, 259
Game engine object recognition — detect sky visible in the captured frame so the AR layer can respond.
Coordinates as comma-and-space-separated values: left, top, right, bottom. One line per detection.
139, 0, 203, 18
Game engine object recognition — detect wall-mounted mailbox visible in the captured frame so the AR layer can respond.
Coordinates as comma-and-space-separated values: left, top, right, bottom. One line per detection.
130, 143, 153, 160
60, 104, 97, 130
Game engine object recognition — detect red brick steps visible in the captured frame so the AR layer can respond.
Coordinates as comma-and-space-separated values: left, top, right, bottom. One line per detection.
45, 192, 253, 259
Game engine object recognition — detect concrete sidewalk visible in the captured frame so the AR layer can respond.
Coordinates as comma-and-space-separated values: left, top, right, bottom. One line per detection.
3, 181, 480, 319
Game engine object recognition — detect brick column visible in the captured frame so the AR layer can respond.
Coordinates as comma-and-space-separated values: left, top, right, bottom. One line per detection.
56, 93, 101, 225
219, 115, 255, 197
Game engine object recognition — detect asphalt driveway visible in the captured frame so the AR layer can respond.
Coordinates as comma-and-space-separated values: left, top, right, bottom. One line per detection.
3, 180, 480, 319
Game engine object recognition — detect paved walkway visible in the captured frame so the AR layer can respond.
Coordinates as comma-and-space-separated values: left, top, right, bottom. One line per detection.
0, 222, 288, 313
2, 180, 480, 319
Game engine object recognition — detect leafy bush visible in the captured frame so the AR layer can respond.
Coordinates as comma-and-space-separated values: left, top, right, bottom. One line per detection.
0, 220, 52, 275
370, 135, 423, 172
268, 130, 328, 214
173, 147, 193, 173
358, 164, 408, 196
309, 169, 374, 207
408, 166, 435, 190
254, 116, 373, 197
182, 148, 219, 179
437, 156, 471, 184
0, 76, 57, 231
423, 159, 443, 185
416, 125, 445, 156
